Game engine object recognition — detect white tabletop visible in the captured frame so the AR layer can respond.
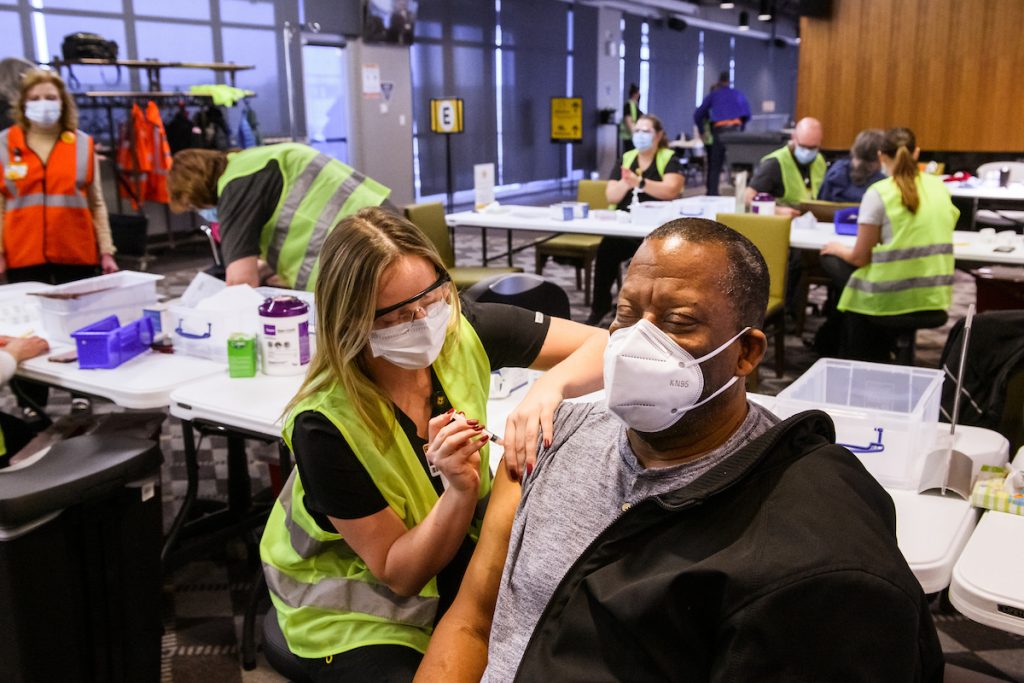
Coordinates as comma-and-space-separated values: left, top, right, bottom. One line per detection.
170, 371, 304, 437
950, 511, 1024, 636
790, 222, 1024, 266
947, 182, 1024, 201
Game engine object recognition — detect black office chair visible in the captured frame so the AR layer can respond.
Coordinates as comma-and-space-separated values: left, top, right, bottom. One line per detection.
261, 606, 312, 682
463, 273, 571, 319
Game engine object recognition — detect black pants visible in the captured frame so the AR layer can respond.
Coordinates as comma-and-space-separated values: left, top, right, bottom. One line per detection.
297, 644, 422, 683
705, 124, 740, 196
589, 237, 641, 320
5, 263, 100, 409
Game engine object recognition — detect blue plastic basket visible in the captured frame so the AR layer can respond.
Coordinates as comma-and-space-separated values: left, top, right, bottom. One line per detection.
834, 207, 860, 235
71, 315, 155, 369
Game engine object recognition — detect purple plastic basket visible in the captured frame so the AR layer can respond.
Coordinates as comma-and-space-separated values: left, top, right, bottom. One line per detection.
834, 207, 859, 235
71, 315, 155, 369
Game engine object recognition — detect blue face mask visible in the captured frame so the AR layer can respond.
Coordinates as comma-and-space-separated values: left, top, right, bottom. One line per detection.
632, 131, 654, 152
793, 145, 818, 166
198, 207, 219, 223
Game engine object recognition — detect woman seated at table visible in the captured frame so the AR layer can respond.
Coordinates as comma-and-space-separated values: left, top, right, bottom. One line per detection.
586, 114, 684, 326
817, 128, 886, 203
259, 207, 606, 682
821, 127, 958, 362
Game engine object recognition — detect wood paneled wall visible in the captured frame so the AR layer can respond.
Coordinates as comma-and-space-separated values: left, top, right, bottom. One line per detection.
797, 0, 1024, 152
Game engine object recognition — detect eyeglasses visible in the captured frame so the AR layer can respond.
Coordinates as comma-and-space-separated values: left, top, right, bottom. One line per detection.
374, 272, 451, 326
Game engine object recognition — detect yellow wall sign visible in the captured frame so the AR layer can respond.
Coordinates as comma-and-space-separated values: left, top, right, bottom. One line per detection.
550, 97, 583, 142
430, 98, 464, 134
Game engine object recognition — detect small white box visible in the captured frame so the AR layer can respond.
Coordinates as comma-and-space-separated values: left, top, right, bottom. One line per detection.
773, 358, 944, 489
31, 271, 162, 342
630, 201, 676, 227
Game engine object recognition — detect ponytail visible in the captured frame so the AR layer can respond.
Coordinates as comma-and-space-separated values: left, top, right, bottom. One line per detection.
892, 146, 919, 214
880, 127, 920, 214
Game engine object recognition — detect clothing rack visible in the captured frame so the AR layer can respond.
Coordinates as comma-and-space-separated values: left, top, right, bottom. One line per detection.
45, 58, 254, 92
72, 91, 254, 262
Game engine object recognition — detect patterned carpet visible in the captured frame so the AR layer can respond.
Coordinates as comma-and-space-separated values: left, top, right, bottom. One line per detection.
2, 192, 1023, 682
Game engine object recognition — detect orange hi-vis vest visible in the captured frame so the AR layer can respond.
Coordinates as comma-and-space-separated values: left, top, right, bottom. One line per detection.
0, 125, 98, 268
144, 101, 171, 204
118, 103, 150, 209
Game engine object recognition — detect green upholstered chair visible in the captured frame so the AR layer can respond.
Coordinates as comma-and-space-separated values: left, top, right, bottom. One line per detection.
715, 213, 793, 383
404, 202, 522, 291
535, 180, 610, 306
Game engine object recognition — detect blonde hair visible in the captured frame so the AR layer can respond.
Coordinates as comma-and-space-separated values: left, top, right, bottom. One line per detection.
14, 70, 78, 132
284, 207, 462, 446
168, 149, 229, 213
880, 127, 919, 214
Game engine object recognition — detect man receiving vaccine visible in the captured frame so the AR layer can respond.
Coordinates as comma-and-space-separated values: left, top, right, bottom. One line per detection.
415, 218, 943, 683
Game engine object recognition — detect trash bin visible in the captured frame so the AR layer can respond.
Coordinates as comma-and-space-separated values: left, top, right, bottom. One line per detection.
0, 435, 163, 683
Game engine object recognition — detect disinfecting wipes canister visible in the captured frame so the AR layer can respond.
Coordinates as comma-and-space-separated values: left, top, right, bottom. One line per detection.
258, 296, 311, 376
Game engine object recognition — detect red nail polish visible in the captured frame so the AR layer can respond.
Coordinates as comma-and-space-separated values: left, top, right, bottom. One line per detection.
467, 419, 480, 425
526, 463, 534, 477
481, 434, 490, 442
446, 408, 455, 415
473, 425, 484, 431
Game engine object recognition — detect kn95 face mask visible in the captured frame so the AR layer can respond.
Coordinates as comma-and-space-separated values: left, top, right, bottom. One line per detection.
603, 319, 750, 433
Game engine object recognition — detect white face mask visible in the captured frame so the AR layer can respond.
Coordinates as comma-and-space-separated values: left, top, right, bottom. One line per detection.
25, 100, 61, 127
603, 319, 750, 433
368, 299, 451, 369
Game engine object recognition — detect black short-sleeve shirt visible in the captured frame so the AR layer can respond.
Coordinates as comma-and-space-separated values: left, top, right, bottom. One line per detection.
291, 298, 550, 529
609, 152, 683, 211
748, 151, 814, 206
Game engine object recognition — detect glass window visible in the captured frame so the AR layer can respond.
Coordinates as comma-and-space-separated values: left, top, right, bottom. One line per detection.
0, 11, 22, 60
133, 0, 211, 21
303, 44, 349, 162
221, 0, 275, 26
43, 15, 128, 91
42, 0, 122, 11
134, 21, 214, 90
649, 20, 700, 141
221, 26, 281, 135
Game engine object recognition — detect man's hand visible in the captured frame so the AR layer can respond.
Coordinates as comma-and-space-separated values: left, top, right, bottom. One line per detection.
0, 336, 49, 362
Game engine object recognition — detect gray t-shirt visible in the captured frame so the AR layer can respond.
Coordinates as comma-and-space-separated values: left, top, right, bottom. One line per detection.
482, 400, 779, 682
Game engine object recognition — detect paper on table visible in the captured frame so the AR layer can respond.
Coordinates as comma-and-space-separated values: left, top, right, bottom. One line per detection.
193, 285, 265, 311
180, 272, 227, 308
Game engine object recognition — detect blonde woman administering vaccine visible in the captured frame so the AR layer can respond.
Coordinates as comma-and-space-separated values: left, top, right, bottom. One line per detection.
260, 208, 605, 682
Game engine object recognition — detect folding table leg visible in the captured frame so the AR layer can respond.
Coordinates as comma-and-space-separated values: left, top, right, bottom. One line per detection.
162, 419, 200, 565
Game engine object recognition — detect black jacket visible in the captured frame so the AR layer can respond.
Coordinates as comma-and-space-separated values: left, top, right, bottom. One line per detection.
515, 411, 944, 682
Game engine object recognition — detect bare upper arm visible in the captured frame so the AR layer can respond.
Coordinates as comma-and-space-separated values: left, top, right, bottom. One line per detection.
415, 463, 521, 681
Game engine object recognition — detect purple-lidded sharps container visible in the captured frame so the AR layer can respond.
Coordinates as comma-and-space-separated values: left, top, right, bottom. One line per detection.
258, 296, 310, 376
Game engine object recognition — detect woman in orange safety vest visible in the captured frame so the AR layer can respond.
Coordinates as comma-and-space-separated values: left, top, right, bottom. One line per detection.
0, 70, 117, 284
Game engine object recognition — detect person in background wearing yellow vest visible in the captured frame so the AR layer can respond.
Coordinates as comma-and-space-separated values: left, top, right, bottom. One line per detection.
586, 114, 684, 326
0, 70, 118, 283
619, 83, 642, 155
168, 144, 393, 291
821, 127, 958, 362
0, 334, 49, 468
744, 117, 825, 216
260, 207, 607, 682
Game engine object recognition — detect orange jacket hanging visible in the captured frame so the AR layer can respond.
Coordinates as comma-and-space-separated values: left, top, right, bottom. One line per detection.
117, 103, 151, 208
0, 125, 98, 268
144, 101, 172, 203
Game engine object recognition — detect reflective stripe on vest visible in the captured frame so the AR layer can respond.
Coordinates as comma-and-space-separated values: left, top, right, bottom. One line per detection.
260, 314, 491, 658
760, 146, 825, 206
7, 193, 90, 210
838, 174, 958, 316
621, 147, 675, 179
218, 144, 391, 291
75, 130, 90, 190
265, 470, 438, 629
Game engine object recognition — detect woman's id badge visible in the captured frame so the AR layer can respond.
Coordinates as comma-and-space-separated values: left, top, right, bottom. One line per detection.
4, 164, 27, 180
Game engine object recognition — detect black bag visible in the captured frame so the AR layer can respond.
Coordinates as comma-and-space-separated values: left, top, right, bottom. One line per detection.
194, 105, 231, 151
61, 32, 119, 61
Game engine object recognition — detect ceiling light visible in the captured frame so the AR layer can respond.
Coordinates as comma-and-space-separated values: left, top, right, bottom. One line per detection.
738, 10, 749, 30
720, 2, 735, 8
758, 0, 773, 21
